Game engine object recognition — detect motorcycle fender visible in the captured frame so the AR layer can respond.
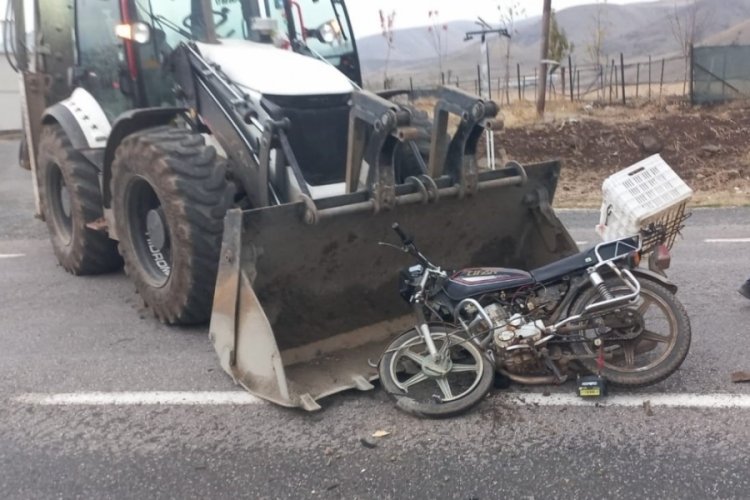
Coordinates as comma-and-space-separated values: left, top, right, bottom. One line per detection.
631, 268, 678, 294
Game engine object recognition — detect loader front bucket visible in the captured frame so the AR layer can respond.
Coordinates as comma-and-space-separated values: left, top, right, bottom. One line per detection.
209, 160, 577, 411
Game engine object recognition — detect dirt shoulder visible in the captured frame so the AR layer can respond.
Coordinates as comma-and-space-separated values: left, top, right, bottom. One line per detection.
491, 100, 750, 208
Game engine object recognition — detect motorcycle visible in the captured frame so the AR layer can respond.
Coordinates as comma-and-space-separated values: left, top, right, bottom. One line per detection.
378, 223, 691, 418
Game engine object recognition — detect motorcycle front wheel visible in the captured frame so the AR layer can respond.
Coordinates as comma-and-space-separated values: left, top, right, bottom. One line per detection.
378, 326, 494, 418
570, 277, 691, 386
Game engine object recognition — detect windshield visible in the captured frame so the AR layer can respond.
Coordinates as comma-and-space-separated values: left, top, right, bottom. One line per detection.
134, 0, 354, 61
264, 0, 355, 63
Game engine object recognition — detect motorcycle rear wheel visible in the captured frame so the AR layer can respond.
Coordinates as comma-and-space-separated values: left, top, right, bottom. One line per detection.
379, 326, 494, 418
570, 278, 691, 386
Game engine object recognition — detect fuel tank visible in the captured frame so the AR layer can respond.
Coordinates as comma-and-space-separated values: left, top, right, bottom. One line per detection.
442, 268, 536, 301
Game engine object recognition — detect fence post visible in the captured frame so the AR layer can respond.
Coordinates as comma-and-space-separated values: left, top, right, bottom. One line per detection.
561, 67, 566, 99
689, 43, 694, 105
609, 60, 614, 104
409, 77, 413, 92
568, 55, 574, 102
577, 69, 580, 100
456, 76, 460, 88
636, 62, 640, 98
517, 63, 522, 101
534, 67, 538, 100
476, 65, 481, 96
660, 58, 665, 97
648, 55, 652, 100
549, 72, 555, 100
722, 51, 728, 99
614, 59, 619, 100
620, 53, 626, 105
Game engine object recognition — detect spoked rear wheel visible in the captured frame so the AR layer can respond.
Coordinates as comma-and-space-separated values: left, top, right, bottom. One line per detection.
571, 278, 691, 386
379, 326, 494, 418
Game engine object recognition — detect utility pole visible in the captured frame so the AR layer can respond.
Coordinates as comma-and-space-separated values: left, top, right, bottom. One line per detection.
465, 22, 510, 170
536, 0, 552, 116
464, 23, 510, 100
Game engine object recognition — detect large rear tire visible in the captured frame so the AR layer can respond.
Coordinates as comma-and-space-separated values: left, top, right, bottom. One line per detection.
110, 126, 233, 324
36, 124, 122, 275
379, 326, 494, 418
570, 278, 691, 387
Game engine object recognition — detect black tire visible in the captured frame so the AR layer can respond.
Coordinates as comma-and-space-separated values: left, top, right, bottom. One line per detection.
570, 278, 691, 387
379, 326, 494, 418
36, 124, 122, 275
110, 126, 233, 325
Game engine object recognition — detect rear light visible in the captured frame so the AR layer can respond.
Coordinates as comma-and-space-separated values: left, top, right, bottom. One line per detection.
649, 244, 671, 271
627, 251, 641, 268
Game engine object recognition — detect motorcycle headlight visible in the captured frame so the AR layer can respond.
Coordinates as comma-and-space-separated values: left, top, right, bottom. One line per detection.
398, 265, 423, 303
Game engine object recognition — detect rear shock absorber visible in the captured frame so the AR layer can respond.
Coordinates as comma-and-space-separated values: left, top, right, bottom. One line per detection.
587, 268, 614, 300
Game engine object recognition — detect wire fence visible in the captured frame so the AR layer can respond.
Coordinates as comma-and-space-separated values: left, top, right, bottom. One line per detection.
365, 53, 691, 105
692, 45, 750, 104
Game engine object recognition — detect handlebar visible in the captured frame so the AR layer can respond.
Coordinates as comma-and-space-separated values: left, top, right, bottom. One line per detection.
391, 223, 412, 245
389, 222, 437, 270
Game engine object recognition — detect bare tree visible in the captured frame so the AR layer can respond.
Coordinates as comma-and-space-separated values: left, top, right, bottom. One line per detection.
498, 1, 525, 104
667, 0, 711, 93
586, 0, 609, 99
586, 0, 608, 65
379, 9, 396, 89
427, 10, 449, 80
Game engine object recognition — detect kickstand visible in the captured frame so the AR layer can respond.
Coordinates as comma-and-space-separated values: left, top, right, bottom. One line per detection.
541, 350, 564, 383
596, 340, 605, 376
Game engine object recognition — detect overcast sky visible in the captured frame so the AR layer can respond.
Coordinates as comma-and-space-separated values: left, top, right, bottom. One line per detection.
346, 0, 658, 36
1, 0, 657, 36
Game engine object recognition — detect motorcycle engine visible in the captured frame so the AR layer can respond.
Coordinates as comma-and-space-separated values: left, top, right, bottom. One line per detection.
492, 313, 545, 348
491, 313, 548, 374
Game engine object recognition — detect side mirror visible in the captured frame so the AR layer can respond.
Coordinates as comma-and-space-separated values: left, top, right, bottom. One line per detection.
115, 22, 151, 44
310, 19, 341, 44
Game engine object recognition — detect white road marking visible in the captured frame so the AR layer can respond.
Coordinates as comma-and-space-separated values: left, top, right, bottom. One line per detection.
0, 253, 25, 259
512, 393, 750, 409
12, 391, 750, 409
575, 241, 589, 246
14, 391, 263, 406
704, 238, 750, 243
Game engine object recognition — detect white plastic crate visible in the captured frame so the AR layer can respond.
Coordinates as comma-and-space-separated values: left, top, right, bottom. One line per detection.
596, 154, 693, 242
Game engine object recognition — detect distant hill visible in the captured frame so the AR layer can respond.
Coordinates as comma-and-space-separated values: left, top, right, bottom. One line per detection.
357, 20, 479, 73
703, 17, 750, 45
358, 0, 750, 84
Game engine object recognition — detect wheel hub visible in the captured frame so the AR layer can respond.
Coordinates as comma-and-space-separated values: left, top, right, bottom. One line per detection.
604, 309, 645, 341
420, 355, 453, 378
146, 208, 167, 251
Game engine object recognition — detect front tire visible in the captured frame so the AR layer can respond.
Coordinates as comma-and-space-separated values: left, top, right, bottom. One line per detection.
379, 326, 494, 418
37, 124, 121, 275
111, 126, 233, 324
570, 278, 691, 387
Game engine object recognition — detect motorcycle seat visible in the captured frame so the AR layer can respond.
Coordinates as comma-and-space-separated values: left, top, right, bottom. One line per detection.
530, 248, 598, 284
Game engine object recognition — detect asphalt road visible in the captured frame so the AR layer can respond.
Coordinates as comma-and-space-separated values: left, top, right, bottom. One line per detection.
1, 138, 750, 499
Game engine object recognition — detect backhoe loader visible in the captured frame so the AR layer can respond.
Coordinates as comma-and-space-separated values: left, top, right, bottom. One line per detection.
10, 0, 577, 410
